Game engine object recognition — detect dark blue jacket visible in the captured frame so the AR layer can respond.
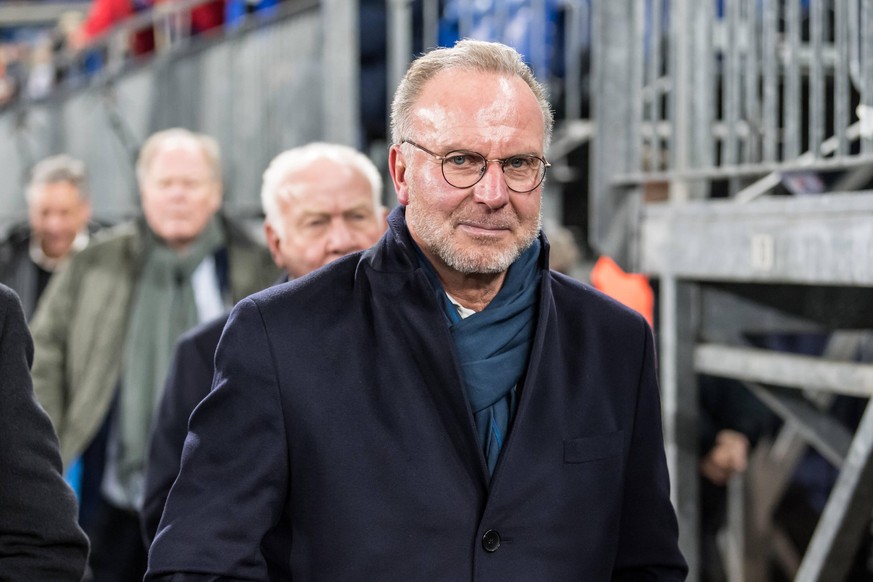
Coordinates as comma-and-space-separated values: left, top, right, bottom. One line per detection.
147, 207, 686, 581
0, 284, 90, 580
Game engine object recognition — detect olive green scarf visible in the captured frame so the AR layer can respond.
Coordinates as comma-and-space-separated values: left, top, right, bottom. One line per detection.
116, 217, 225, 502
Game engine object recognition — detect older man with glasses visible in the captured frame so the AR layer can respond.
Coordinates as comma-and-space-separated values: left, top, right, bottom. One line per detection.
147, 40, 686, 581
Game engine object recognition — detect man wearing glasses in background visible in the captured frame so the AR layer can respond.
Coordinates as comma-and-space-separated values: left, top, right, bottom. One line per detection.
147, 40, 687, 580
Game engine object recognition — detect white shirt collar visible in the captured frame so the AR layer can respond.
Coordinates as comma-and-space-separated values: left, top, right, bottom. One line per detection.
446, 292, 477, 320
29, 229, 89, 272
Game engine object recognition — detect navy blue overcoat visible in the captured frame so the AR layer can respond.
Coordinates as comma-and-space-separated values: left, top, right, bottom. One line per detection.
147, 207, 687, 581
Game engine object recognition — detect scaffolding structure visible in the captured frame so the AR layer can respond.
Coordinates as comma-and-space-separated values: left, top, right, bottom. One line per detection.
592, 1, 873, 580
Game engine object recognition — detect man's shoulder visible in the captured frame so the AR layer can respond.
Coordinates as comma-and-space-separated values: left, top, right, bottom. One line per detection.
38, 223, 139, 297
245, 253, 362, 318
76, 221, 139, 258
549, 269, 648, 328
0, 284, 27, 350
0, 224, 30, 267
178, 314, 229, 352
0, 222, 30, 248
0, 282, 20, 310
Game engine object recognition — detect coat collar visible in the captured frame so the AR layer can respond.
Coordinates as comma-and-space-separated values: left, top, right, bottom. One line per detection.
360, 205, 555, 489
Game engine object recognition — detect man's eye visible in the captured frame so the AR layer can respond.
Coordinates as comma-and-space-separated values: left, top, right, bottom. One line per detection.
507, 156, 533, 170
446, 154, 471, 167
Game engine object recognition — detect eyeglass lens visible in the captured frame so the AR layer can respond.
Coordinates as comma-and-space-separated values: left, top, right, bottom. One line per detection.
442, 151, 546, 192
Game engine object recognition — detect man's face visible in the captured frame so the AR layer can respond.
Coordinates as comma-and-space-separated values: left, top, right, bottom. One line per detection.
390, 69, 544, 275
28, 181, 91, 259
140, 142, 222, 250
265, 158, 386, 278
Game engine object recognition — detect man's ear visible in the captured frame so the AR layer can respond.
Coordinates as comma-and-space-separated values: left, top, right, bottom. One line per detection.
264, 221, 284, 270
389, 144, 410, 206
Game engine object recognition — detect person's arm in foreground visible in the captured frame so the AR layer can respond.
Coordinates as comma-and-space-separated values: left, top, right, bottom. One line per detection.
0, 285, 89, 580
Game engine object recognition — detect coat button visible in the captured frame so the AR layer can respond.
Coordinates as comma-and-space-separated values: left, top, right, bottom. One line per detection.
482, 529, 501, 552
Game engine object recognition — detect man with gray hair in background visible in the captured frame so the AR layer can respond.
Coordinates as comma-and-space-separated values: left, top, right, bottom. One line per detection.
0, 154, 93, 319
31, 128, 277, 581
141, 142, 387, 544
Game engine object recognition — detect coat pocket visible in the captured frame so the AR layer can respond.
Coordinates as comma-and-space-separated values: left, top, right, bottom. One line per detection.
563, 431, 624, 464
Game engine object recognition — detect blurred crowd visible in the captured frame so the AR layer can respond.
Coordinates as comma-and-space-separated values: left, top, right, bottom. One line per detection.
0, 0, 281, 109
0, 9, 83, 107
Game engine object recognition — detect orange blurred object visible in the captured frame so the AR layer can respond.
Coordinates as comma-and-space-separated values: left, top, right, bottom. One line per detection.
590, 256, 654, 326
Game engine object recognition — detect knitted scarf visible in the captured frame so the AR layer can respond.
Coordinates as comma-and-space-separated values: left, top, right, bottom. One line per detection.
417, 237, 542, 476
116, 216, 225, 500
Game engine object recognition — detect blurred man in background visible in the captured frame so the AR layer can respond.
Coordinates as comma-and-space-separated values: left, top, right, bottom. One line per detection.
31, 127, 277, 581
0, 154, 93, 319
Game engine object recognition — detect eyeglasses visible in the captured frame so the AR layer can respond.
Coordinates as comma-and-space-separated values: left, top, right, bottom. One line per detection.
401, 140, 550, 193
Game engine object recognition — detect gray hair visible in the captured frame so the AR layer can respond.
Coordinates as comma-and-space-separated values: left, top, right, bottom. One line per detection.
390, 39, 554, 149
27, 154, 89, 202
260, 142, 383, 231
136, 128, 221, 185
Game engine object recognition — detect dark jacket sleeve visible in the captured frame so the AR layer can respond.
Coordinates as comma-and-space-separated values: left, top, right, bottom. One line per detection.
146, 298, 290, 580
698, 373, 774, 454
0, 284, 90, 581
141, 316, 228, 547
612, 321, 688, 580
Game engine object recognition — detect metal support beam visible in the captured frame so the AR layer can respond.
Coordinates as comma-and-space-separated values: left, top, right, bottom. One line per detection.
795, 398, 873, 581
695, 344, 873, 398
748, 384, 853, 468
661, 276, 700, 581
321, 0, 358, 146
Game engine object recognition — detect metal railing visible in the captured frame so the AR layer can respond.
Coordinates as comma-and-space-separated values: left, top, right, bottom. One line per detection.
593, 2, 873, 581
617, 0, 873, 184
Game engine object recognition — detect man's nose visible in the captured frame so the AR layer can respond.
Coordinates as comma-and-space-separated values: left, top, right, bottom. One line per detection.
44, 214, 66, 233
326, 220, 358, 253
472, 162, 510, 209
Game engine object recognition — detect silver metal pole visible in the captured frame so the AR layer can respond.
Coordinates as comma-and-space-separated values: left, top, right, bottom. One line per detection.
810, 0, 825, 159
863, 0, 873, 153
387, 0, 413, 142
422, 0, 439, 50
669, 0, 691, 199
836, 0, 850, 157
322, 0, 359, 146
723, 0, 741, 166
762, 0, 777, 162
743, 0, 761, 163
784, 0, 801, 160
629, 0, 645, 173
646, 0, 663, 171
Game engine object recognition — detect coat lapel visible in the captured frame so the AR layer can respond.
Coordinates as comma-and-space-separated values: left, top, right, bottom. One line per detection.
366, 266, 491, 492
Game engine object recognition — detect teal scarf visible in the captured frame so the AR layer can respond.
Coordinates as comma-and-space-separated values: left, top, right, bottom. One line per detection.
116, 217, 225, 500
417, 239, 542, 476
